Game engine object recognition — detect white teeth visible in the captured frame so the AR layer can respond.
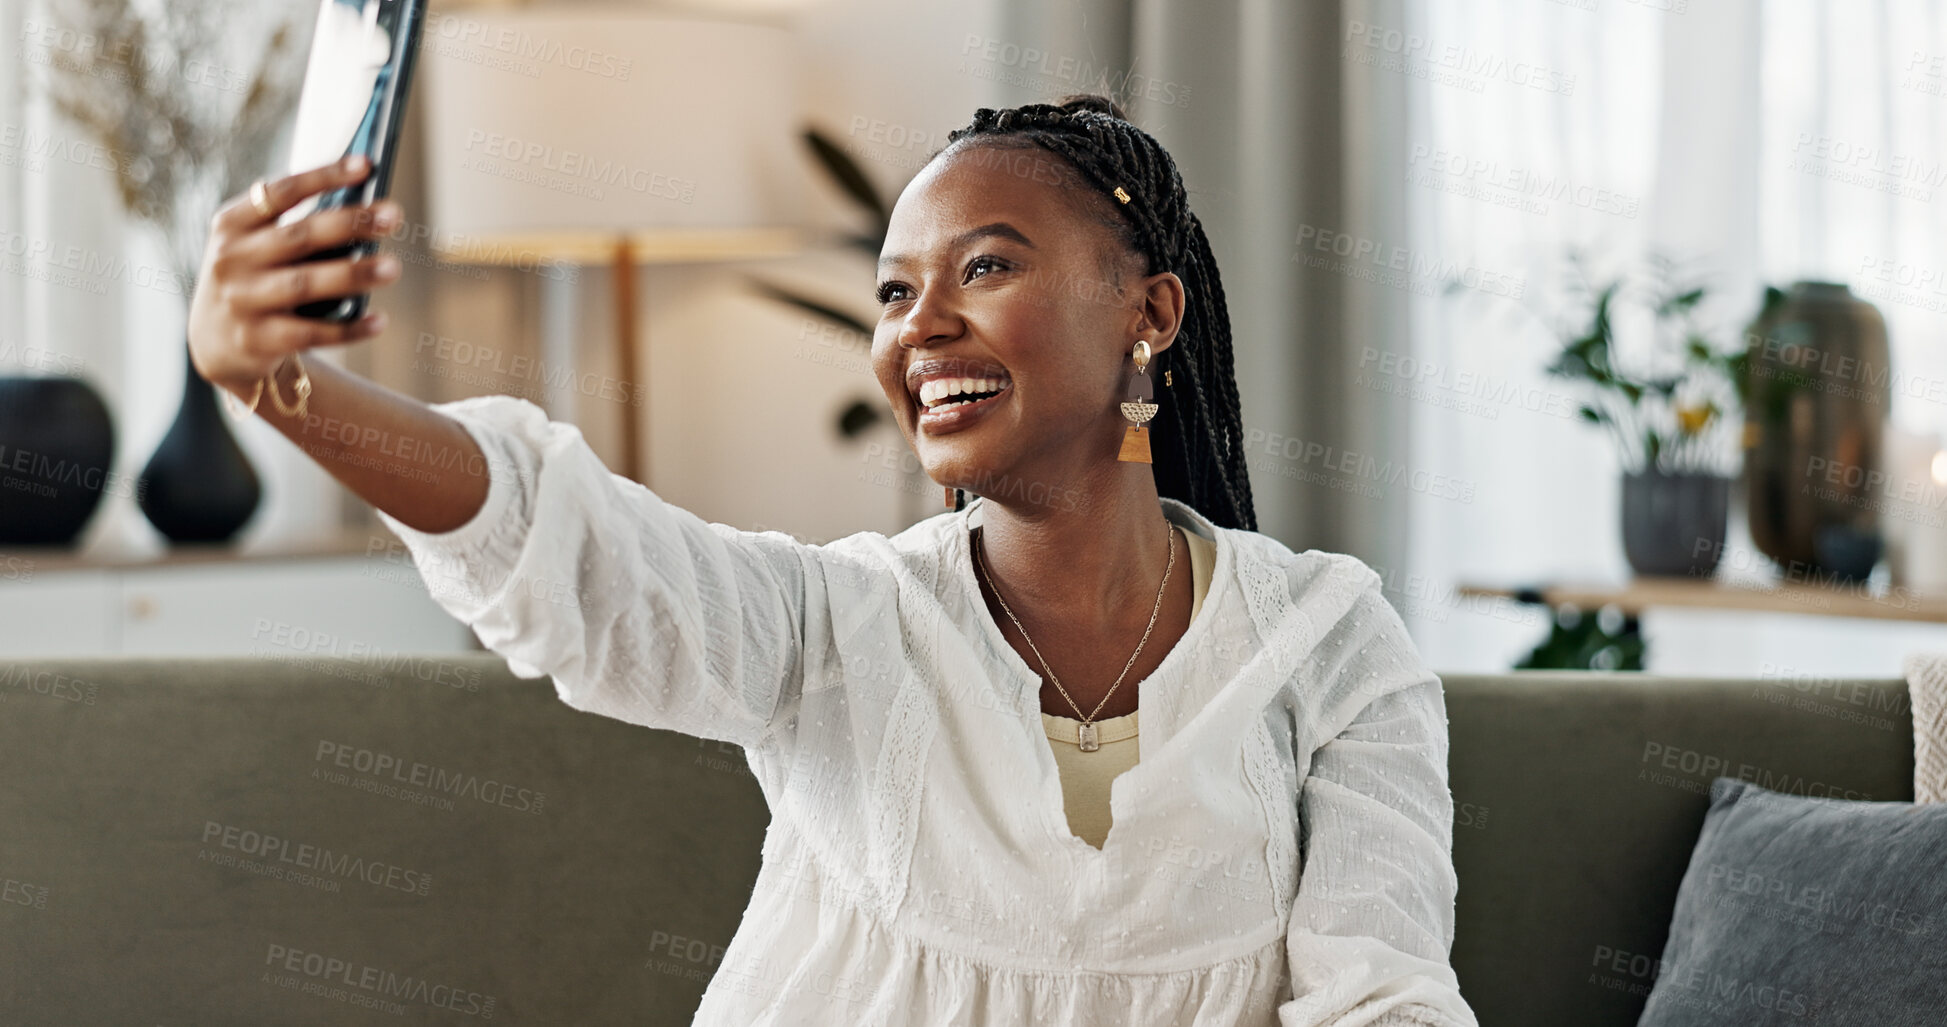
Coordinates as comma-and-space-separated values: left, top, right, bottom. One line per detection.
919, 376, 1008, 408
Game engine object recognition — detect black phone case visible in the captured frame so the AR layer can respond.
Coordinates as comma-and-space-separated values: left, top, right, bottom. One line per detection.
292, 0, 427, 324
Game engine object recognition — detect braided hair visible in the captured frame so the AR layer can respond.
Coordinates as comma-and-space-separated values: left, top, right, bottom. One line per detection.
929, 94, 1256, 532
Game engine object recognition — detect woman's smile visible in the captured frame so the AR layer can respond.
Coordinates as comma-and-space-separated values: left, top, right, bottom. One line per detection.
903, 355, 1017, 437
917, 378, 1013, 434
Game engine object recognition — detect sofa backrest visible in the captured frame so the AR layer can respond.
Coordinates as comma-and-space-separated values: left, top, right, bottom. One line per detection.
0, 657, 1915, 1025
1443, 670, 1914, 1027
0, 653, 768, 1026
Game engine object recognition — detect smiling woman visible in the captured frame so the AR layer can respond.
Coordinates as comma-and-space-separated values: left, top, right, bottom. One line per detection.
188, 87, 1474, 1026
871, 96, 1256, 535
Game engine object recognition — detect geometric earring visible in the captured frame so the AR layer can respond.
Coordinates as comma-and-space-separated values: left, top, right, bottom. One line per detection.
1116, 339, 1158, 463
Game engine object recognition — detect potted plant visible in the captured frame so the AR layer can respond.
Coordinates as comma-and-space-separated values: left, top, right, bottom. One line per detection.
1545, 255, 1749, 578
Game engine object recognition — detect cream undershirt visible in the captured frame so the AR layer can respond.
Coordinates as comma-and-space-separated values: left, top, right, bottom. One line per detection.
1040, 523, 1215, 849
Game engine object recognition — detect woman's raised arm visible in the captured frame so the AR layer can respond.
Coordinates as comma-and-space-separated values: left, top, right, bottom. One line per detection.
189, 156, 814, 751
187, 155, 491, 535
372, 393, 814, 753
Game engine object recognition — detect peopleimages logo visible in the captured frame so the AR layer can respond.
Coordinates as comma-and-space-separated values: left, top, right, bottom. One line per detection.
16, 17, 256, 94
0, 121, 132, 176
1342, 20, 1576, 95
1704, 862, 1931, 936
958, 35, 1193, 108
313, 740, 546, 814
0, 229, 191, 296
0, 665, 97, 705
421, 12, 635, 80
1291, 224, 1526, 300
462, 130, 696, 203
201, 820, 434, 896
2, 876, 49, 910
264, 943, 496, 1018
1638, 741, 1871, 801
1405, 144, 1640, 218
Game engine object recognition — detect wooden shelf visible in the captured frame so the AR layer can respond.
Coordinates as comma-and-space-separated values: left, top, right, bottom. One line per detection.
1459, 575, 1947, 625
0, 539, 477, 658
0, 525, 401, 576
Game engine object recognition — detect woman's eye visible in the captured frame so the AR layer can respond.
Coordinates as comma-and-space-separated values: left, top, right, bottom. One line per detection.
966, 255, 1006, 281
875, 256, 1006, 305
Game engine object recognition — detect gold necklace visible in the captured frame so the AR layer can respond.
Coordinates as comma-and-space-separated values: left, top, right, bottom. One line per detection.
972, 520, 1176, 752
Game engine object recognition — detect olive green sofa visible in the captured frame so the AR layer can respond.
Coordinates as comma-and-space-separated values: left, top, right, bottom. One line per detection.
0, 655, 1913, 1025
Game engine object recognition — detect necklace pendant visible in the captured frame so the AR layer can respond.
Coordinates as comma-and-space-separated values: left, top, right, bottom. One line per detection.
1077, 721, 1099, 752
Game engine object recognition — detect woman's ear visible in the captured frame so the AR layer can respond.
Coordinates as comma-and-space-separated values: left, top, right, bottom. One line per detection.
1133, 270, 1187, 357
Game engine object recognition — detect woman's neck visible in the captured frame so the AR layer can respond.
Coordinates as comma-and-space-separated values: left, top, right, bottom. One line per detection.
972, 464, 1178, 629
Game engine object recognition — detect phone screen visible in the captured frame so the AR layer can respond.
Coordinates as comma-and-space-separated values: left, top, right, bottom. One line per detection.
278, 0, 423, 321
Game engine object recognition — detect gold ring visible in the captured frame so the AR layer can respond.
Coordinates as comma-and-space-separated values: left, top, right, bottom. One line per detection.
248, 179, 274, 218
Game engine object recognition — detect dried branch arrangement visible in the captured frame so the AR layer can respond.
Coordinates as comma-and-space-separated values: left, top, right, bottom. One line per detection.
30, 0, 309, 285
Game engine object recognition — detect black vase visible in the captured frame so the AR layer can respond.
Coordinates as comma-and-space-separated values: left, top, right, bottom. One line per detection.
1621, 470, 1731, 578
136, 341, 261, 543
0, 375, 117, 546
1742, 281, 1889, 580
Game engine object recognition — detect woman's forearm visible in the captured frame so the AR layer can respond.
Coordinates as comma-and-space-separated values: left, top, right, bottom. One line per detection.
246, 355, 491, 535
187, 157, 495, 535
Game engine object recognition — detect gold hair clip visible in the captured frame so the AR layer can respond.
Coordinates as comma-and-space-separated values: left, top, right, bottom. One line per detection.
1113, 186, 1131, 204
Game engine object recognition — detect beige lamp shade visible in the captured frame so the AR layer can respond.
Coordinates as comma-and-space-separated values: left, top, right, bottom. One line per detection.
417, 9, 810, 487
419, 9, 808, 261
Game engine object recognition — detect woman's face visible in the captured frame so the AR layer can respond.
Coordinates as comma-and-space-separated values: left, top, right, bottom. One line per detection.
871, 145, 1180, 502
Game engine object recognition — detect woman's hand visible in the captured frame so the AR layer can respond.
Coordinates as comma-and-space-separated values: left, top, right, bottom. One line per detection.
188, 154, 405, 400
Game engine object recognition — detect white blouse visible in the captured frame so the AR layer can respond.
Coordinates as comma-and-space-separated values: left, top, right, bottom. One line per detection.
1038, 522, 1214, 851
376, 395, 1478, 1027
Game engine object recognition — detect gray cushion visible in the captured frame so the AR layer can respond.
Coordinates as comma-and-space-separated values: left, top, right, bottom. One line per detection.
1636, 777, 1947, 1026
1442, 672, 1911, 1027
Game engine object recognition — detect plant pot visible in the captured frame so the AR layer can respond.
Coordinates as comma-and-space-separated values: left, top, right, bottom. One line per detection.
1621, 469, 1731, 577
0, 375, 117, 546
136, 340, 261, 544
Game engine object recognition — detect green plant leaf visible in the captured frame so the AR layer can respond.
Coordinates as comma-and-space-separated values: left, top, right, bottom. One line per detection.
1725, 351, 1751, 406
1592, 282, 1618, 334
838, 232, 884, 258
1657, 286, 1706, 316
1546, 347, 1588, 379
803, 127, 889, 243
1643, 375, 1682, 398
1578, 404, 1604, 423
835, 398, 883, 438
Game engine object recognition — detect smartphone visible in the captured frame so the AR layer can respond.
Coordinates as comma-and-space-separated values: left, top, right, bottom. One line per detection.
278, 0, 426, 323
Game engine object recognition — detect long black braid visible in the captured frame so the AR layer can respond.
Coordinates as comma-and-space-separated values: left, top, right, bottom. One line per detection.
928, 94, 1257, 533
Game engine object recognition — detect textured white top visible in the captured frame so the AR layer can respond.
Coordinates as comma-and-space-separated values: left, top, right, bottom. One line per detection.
376, 395, 1478, 1027
1039, 525, 1216, 850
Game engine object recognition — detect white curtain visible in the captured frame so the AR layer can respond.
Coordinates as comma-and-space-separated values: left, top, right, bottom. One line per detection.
0, 0, 22, 352
993, 0, 1420, 575
1401, 0, 1947, 672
